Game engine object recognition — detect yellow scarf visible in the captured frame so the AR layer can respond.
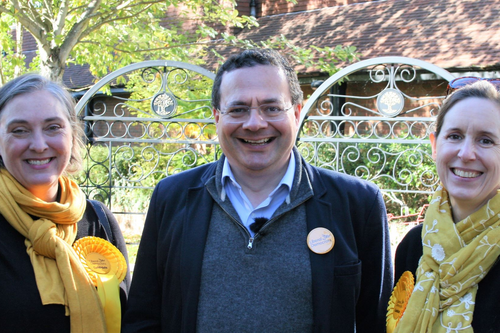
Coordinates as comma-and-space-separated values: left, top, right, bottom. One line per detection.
0, 169, 106, 333
395, 186, 500, 333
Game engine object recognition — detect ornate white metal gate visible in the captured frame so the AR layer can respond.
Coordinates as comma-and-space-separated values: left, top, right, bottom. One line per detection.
297, 56, 454, 216
75, 57, 454, 221
75, 60, 217, 222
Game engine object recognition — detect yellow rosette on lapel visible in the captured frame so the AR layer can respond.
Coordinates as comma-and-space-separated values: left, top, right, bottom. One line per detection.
73, 237, 127, 333
386, 271, 414, 333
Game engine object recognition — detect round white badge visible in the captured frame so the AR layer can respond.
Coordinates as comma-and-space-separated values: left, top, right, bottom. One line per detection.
307, 227, 335, 254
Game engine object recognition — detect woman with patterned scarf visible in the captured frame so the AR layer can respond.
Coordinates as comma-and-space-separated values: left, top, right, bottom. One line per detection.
389, 79, 500, 333
0, 74, 130, 332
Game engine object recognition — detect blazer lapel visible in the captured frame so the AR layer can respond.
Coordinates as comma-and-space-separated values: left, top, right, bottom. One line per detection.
305, 165, 336, 332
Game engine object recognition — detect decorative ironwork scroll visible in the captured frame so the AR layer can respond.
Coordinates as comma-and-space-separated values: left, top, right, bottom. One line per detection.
75, 61, 217, 214
298, 57, 455, 213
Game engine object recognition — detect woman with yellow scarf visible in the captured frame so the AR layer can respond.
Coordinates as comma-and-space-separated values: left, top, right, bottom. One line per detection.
0, 74, 130, 332
390, 79, 500, 333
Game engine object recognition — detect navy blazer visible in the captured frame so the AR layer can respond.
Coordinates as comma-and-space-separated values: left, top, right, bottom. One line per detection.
123, 157, 393, 333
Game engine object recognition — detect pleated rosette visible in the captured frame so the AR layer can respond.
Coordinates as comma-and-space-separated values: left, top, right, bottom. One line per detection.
386, 271, 414, 333
73, 236, 127, 333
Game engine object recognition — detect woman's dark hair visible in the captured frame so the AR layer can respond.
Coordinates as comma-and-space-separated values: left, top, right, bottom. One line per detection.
435, 80, 500, 137
211, 48, 303, 110
0, 73, 85, 174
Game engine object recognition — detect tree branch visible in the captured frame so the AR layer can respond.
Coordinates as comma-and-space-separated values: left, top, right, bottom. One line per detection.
1, 3, 45, 43
58, 0, 104, 62
77, 3, 157, 39
54, 0, 70, 37
77, 39, 235, 54
67, 0, 164, 16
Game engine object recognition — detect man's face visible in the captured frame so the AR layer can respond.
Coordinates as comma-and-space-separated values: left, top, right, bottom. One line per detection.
214, 64, 301, 177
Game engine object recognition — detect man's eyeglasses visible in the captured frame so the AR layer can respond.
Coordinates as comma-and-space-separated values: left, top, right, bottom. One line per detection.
446, 76, 500, 96
217, 104, 294, 123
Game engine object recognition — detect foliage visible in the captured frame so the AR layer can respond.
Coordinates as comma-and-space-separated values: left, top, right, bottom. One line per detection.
213, 33, 359, 77
0, 16, 35, 84
0, 0, 359, 84
126, 243, 139, 268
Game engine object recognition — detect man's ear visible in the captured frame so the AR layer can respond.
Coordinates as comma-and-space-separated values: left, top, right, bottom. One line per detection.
294, 104, 302, 126
213, 108, 220, 124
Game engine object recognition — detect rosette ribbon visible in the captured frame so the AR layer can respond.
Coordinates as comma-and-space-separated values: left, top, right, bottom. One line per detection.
73, 237, 127, 333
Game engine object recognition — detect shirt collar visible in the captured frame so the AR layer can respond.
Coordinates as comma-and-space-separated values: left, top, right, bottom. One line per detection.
220, 153, 295, 203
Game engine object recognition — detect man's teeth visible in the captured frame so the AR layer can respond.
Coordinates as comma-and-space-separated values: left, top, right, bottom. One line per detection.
453, 169, 481, 178
28, 159, 51, 165
244, 138, 270, 144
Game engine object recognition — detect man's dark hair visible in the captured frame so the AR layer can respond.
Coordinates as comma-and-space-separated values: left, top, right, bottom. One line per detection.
211, 48, 303, 110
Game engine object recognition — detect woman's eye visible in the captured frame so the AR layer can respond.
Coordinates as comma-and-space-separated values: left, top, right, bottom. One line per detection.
12, 128, 28, 135
47, 124, 62, 131
447, 134, 462, 140
479, 138, 494, 146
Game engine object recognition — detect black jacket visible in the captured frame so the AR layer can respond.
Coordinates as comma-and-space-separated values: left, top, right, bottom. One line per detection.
124, 154, 393, 333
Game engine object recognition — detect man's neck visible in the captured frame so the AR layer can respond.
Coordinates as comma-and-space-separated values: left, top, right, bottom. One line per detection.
233, 168, 287, 208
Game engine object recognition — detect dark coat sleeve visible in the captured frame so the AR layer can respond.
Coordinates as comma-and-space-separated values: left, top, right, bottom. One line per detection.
121, 183, 164, 332
355, 186, 393, 333
122, 163, 216, 333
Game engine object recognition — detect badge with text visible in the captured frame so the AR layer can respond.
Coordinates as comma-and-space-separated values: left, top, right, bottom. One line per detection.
307, 227, 335, 254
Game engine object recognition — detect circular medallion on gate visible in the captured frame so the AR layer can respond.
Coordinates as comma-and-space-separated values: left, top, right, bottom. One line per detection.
377, 88, 404, 117
151, 92, 178, 118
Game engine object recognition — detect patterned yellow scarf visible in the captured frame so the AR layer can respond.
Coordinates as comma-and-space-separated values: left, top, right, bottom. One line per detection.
395, 186, 500, 333
0, 169, 106, 333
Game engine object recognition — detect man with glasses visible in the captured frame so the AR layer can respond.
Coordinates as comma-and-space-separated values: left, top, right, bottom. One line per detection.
123, 48, 393, 333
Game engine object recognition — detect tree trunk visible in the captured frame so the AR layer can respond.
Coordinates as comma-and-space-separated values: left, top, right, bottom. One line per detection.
38, 46, 66, 83
14, 23, 23, 77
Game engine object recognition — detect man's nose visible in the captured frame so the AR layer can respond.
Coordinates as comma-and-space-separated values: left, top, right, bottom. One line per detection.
241, 108, 268, 130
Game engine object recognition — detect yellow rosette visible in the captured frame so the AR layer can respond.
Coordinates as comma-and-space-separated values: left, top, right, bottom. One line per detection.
73, 236, 127, 333
386, 271, 414, 333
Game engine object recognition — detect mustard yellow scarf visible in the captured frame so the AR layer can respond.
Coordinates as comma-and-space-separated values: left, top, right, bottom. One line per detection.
395, 186, 500, 333
0, 169, 106, 333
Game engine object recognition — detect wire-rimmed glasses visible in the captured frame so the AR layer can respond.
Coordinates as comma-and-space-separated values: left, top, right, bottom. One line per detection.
217, 104, 294, 123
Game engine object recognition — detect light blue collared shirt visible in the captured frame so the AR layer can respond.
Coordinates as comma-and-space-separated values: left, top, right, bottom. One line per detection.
221, 154, 295, 236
